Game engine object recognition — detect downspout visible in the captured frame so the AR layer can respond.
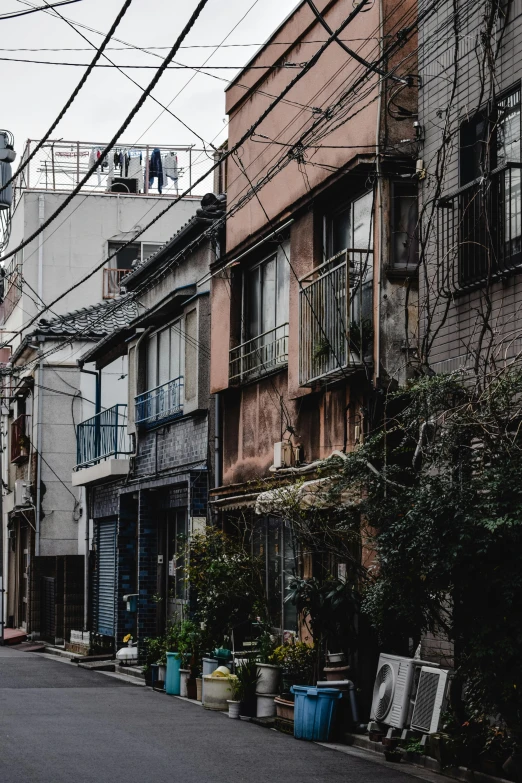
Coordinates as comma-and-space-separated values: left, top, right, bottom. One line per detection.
214, 394, 222, 488
35, 195, 45, 556
79, 367, 101, 630
374, 0, 384, 391
35, 338, 45, 557
213, 229, 223, 489
38, 195, 44, 305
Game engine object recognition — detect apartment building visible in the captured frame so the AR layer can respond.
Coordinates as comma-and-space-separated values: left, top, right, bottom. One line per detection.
71, 193, 224, 651
210, 0, 419, 676
0, 139, 204, 639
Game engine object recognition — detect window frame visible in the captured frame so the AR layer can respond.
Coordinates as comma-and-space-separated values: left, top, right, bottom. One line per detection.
241, 249, 289, 344
389, 180, 419, 275
146, 316, 185, 394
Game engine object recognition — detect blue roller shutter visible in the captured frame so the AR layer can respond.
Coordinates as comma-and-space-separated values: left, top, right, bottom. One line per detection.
97, 520, 117, 637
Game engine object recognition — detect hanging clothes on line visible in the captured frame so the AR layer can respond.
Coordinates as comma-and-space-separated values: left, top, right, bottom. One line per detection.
128, 153, 144, 192
162, 151, 179, 192
149, 147, 164, 194
88, 147, 108, 185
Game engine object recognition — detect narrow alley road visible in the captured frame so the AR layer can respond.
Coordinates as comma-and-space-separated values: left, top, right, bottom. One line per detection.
1, 646, 424, 783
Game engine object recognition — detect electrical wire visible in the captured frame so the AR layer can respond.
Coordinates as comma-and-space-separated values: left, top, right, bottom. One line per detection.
0, 0, 80, 20
0, 0, 135, 195
0, 0, 378, 350
0, 0, 212, 267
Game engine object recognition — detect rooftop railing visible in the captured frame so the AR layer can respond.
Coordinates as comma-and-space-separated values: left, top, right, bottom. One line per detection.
12, 139, 214, 207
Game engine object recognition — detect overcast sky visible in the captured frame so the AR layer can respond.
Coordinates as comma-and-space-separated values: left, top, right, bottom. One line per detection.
1, 0, 299, 157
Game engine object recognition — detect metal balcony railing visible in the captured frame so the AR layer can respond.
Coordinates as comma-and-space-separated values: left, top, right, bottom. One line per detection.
438, 162, 522, 290
299, 249, 373, 385
229, 324, 289, 384
11, 414, 29, 464
135, 376, 183, 426
76, 404, 132, 469
103, 268, 132, 299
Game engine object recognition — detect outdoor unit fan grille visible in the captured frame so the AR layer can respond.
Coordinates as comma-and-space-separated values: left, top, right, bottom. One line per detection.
411, 670, 439, 733
373, 663, 394, 721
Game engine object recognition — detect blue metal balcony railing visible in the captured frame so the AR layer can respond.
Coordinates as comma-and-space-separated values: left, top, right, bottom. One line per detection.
135, 376, 183, 426
76, 404, 132, 469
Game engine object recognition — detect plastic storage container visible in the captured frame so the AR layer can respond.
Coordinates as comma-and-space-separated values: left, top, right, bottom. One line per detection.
201, 657, 218, 704
291, 686, 342, 741
165, 652, 181, 695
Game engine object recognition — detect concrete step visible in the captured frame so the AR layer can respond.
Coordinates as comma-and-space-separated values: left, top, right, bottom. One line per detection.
117, 664, 145, 680
78, 660, 116, 672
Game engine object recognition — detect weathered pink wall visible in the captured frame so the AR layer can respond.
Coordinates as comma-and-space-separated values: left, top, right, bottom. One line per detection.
225, 0, 380, 255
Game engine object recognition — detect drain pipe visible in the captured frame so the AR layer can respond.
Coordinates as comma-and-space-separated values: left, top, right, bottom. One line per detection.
35, 339, 45, 557
78, 366, 101, 629
214, 393, 222, 488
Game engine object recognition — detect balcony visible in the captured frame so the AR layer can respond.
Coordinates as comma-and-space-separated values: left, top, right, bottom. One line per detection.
438, 163, 522, 290
103, 268, 131, 299
75, 404, 131, 469
229, 324, 289, 384
11, 414, 29, 464
135, 376, 183, 427
299, 249, 373, 385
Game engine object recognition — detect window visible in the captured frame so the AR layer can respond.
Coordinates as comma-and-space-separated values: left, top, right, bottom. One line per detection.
390, 181, 418, 273
147, 321, 183, 391
107, 241, 163, 270
324, 190, 374, 259
229, 249, 289, 383
455, 88, 522, 286
245, 252, 289, 341
135, 319, 184, 425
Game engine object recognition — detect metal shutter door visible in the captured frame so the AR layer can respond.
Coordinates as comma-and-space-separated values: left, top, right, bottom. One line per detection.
97, 521, 117, 637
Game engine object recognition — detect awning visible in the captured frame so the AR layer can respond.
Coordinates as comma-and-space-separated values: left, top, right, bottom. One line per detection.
210, 492, 259, 511
255, 478, 333, 515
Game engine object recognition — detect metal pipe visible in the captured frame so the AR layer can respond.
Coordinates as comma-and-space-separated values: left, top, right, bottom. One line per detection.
37, 195, 44, 306
35, 346, 44, 557
214, 393, 222, 488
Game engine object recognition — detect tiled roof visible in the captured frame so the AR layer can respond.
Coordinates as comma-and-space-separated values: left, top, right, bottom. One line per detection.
35, 296, 139, 339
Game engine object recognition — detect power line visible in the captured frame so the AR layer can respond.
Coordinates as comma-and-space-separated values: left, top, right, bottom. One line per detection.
0, 0, 375, 350
0, 0, 80, 20
0, 0, 212, 266
0, 56, 290, 69
0, 0, 134, 195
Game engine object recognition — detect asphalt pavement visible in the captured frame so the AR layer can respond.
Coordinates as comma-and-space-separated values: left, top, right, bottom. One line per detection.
0, 645, 428, 783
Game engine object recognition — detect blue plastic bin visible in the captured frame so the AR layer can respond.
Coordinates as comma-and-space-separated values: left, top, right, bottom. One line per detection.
165, 652, 181, 695
291, 685, 342, 741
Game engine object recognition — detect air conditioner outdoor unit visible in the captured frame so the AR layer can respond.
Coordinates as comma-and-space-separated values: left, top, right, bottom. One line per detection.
273, 441, 293, 469
370, 653, 436, 729
14, 479, 29, 507
410, 666, 451, 734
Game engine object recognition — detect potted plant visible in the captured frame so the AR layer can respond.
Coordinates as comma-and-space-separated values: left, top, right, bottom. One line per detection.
235, 659, 259, 717
256, 623, 281, 695
227, 676, 243, 719
142, 636, 165, 687
271, 640, 315, 699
